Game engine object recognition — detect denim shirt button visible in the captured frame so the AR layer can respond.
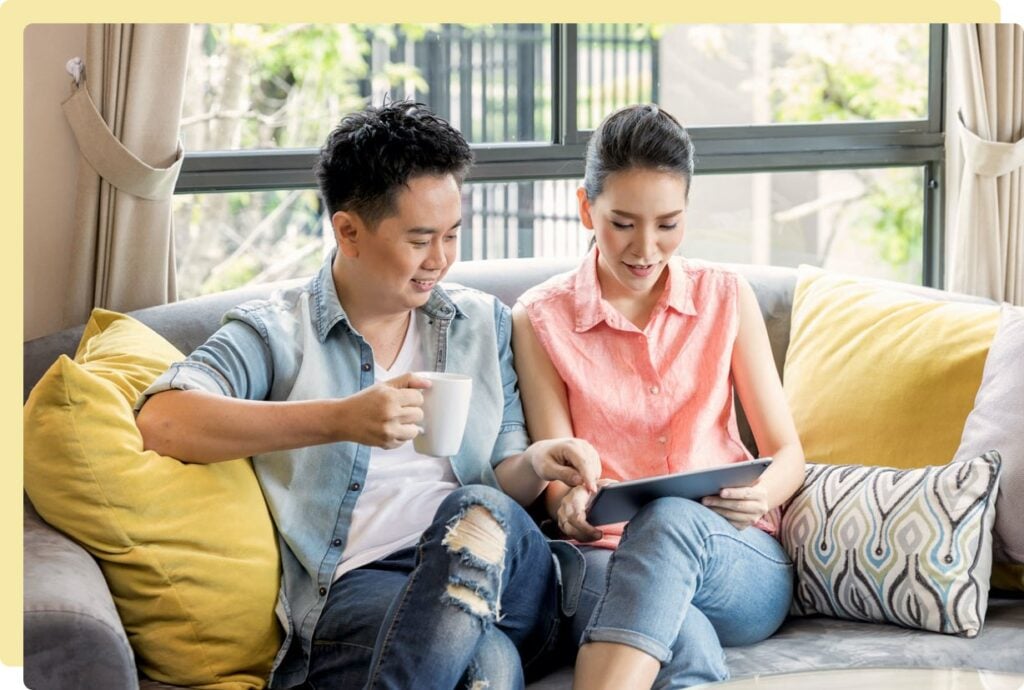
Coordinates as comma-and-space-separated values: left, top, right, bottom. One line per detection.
350, 482, 361, 491
318, 587, 327, 596
332, 539, 342, 547
360, 362, 371, 372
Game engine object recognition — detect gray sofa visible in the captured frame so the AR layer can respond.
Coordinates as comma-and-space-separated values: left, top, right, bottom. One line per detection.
23, 257, 1024, 690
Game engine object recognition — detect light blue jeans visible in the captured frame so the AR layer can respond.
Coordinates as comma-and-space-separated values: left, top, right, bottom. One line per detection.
574, 497, 793, 689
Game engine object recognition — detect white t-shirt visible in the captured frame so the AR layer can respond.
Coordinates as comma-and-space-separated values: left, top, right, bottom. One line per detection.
333, 320, 459, 582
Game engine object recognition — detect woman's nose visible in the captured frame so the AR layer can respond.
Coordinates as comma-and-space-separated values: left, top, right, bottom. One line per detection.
634, 228, 658, 259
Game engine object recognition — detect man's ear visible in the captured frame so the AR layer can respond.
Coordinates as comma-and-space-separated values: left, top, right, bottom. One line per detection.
332, 211, 360, 258
577, 187, 595, 230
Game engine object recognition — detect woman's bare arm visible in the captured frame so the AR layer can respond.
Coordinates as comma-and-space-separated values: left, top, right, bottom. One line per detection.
707, 278, 805, 525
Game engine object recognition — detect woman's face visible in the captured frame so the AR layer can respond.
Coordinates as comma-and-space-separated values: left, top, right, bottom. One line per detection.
579, 168, 688, 300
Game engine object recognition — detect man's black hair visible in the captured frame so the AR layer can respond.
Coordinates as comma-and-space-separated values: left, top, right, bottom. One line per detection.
314, 100, 474, 227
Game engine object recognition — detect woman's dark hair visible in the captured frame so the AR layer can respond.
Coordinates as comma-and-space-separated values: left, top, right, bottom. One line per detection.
582, 104, 695, 201
315, 100, 474, 227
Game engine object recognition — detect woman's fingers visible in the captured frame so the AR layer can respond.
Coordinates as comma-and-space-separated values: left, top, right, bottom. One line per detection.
702, 501, 760, 529
559, 489, 602, 541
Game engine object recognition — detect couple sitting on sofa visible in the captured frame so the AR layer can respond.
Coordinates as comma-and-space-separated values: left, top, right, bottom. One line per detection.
134, 100, 806, 690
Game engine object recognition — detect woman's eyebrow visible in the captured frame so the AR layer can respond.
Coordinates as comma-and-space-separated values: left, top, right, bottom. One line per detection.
610, 209, 684, 219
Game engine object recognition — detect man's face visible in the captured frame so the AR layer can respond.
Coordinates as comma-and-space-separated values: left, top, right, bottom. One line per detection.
345, 174, 462, 313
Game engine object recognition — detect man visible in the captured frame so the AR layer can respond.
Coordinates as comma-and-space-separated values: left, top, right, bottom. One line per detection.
136, 101, 598, 689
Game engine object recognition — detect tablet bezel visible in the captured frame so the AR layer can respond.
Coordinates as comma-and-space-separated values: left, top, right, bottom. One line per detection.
584, 457, 773, 526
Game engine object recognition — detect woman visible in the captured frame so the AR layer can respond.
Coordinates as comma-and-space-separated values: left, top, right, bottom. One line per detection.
511, 104, 805, 689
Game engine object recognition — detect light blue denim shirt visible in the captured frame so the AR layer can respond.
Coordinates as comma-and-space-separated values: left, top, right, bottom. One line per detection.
137, 252, 531, 687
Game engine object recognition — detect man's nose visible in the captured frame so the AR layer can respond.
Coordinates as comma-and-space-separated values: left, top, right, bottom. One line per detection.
424, 239, 448, 270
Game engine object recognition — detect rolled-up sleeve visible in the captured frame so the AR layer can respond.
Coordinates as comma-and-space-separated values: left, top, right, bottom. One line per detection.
135, 318, 274, 413
490, 300, 531, 467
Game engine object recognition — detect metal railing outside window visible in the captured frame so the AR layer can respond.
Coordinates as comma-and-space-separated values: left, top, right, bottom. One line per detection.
175, 23, 945, 298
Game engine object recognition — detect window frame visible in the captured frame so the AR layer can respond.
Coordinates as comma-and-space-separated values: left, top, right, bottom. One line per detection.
175, 23, 947, 287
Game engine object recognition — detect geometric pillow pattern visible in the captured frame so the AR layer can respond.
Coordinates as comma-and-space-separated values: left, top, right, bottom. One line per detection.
780, 453, 1001, 638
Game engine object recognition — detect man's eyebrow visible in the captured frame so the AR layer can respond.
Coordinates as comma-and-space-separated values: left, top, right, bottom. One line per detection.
610, 209, 684, 219
406, 220, 462, 235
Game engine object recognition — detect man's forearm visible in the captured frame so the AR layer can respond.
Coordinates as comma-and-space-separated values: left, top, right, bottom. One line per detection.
137, 390, 341, 464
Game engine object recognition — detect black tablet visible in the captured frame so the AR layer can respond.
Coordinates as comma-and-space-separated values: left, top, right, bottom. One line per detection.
585, 457, 773, 526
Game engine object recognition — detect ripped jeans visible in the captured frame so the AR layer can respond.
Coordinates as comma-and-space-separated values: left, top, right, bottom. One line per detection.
301, 485, 561, 690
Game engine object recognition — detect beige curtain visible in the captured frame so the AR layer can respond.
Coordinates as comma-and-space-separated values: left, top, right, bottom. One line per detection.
62, 24, 191, 327
946, 24, 1024, 306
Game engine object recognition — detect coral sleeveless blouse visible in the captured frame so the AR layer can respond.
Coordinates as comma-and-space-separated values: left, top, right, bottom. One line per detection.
518, 249, 778, 548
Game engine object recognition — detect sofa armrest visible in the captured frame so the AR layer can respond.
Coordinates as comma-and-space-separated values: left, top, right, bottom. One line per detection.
24, 500, 139, 690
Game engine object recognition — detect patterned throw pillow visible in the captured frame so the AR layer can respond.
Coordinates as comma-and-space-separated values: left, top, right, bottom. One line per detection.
780, 453, 1001, 637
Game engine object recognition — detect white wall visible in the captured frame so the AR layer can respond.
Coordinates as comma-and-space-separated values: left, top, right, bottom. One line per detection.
23, 24, 87, 340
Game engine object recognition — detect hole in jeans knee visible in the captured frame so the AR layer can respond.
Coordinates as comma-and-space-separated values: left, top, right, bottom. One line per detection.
445, 582, 493, 618
442, 505, 506, 565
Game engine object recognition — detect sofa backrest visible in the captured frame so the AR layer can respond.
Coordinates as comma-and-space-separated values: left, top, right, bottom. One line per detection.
23, 258, 798, 400
25, 256, 986, 455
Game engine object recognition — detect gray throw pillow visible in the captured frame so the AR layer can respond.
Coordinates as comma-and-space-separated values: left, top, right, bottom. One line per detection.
952, 303, 1024, 565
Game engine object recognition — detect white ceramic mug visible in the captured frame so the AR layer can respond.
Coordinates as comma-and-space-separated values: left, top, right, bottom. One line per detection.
412, 372, 473, 457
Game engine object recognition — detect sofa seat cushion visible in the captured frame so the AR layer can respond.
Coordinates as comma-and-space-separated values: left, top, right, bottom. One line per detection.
23, 309, 281, 690
783, 266, 998, 469
522, 597, 1024, 689
722, 596, 1024, 679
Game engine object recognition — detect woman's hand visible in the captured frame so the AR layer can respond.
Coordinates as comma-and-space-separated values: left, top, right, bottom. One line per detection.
529, 438, 602, 492
701, 481, 770, 530
555, 479, 616, 542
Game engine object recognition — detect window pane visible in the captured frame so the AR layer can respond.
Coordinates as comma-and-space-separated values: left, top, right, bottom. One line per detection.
182, 24, 552, 151
464, 168, 924, 285
686, 167, 924, 283
174, 168, 922, 299
460, 180, 586, 260
173, 190, 331, 299
577, 24, 929, 129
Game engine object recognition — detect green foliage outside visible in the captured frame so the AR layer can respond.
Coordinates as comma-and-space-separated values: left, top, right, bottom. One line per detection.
769, 24, 928, 275
175, 23, 931, 298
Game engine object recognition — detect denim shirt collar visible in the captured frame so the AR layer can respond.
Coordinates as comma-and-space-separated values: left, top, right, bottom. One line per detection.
573, 247, 697, 332
310, 249, 467, 343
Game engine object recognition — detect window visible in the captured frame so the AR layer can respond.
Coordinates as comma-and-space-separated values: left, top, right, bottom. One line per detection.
575, 24, 930, 129
181, 24, 553, 150
176, 24, 945, 298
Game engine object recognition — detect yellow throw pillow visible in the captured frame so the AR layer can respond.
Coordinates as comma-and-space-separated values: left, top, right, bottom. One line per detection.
993, 563, 1024, 592
24, 309, 281, 690
783, 267, 998, 469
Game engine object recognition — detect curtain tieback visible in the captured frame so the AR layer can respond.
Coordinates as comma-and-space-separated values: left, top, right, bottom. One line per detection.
959, 110, 1024, 178
61, 76, 184, 201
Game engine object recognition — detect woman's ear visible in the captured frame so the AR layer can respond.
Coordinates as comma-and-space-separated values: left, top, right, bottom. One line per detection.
577, 187, 595, 230
332, 211, 360, 258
